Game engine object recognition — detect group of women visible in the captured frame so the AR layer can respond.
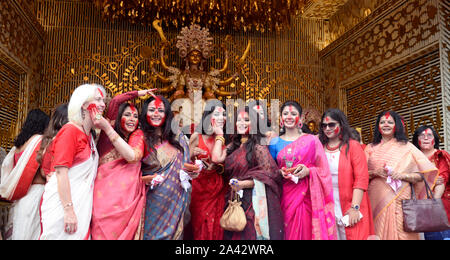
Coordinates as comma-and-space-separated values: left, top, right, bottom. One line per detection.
0, 82, 449, 240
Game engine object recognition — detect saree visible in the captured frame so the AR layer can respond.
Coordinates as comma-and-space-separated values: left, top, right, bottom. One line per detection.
91, 91, 145, 240
0, 135, 42, 201
142, 134, 190, 240
40, 132, 98, 240
365, 139, 438, 240
91, 130, 146, 240
270, 135, 336, 240
223, 144, 284, 240
189, 134, 226, 240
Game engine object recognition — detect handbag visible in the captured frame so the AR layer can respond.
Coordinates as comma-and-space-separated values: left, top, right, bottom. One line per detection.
220, 190, 247, 232
402, 174, 450, 232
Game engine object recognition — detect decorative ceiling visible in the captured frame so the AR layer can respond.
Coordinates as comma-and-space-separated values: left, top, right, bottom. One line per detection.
301, 0, 350, 19
93, 0, 308, 32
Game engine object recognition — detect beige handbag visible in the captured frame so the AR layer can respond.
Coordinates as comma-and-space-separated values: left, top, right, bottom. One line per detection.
220, 190, 247, 232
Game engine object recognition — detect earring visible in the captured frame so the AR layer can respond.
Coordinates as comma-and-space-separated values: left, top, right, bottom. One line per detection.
81, 108, 85, 120
280, 120, 284, 128
298, 122, 303, 129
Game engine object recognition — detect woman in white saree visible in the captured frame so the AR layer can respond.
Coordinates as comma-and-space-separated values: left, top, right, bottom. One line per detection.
0, 109, 49, 240
39, 84, 106, 240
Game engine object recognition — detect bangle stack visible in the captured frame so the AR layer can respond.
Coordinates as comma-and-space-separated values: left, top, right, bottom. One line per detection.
215, 135, 225, 145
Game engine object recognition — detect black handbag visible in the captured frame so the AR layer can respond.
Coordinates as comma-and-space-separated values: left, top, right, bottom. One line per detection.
402, 175, 450, 233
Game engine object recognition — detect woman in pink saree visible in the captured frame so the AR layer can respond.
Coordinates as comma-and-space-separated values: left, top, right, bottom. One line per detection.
365, 111, 438, 240
269, 101, 336, 240
91, 89, 155, 240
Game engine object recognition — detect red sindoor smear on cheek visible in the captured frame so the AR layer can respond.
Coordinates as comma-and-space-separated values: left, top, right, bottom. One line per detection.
87, 103, 97, 112
121, 117, 127, 130
334, 126, 340, 135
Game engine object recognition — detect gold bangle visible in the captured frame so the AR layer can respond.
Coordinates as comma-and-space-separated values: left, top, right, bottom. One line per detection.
215, 135, 225, 145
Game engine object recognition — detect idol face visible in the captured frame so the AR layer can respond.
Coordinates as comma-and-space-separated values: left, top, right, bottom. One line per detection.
321, 116, 340, 139
146, 100, 166, 127
121, 105, 138, 134
236, 111, 250, 135
211, 106, 226, 129
188, 50, 202, 66
418, 128, 435, 150
281, 105, 301, 129
379, 114, 395, 137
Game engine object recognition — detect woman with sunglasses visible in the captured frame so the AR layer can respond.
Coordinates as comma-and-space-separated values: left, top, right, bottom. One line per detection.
319, 109, 374, 240
365, 111, 438, 240
268, 101, 336, 240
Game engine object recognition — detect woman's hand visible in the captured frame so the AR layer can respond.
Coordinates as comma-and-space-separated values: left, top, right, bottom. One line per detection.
141, 174, 157, 185
138, 88, 157, 97
390, 171, 403, 180
192, 147, 207, 157
64, 207, 78, 234
292, 164, 310, 179
345, 208, 361, 227
370, 167, 388, 178
280, 168, 291, 179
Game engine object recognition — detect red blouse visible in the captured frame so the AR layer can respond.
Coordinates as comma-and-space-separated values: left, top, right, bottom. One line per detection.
51, 123, 92, 169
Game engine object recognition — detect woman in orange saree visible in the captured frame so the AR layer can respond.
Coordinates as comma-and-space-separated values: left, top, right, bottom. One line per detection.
365, 111, 438, 240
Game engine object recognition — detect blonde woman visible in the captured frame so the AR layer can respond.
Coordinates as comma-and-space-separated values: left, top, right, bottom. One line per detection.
39, 84, 106, 240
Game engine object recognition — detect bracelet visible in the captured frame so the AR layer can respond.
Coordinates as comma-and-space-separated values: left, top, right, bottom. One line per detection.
215, 135, 225, 145
63, 202, 73, 209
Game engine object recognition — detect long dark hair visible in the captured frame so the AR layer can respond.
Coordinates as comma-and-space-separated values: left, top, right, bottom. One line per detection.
227, 107, 266, 168
372, 110, 408, 145
114, 102, 138, 140
37, 103, 68, 163
318, 108, 352, 155
14, 109, 49, 148
195, 100, 231, 144
279, 100, 303, 136
412, 125, 440, 150
139, 95, 184, 154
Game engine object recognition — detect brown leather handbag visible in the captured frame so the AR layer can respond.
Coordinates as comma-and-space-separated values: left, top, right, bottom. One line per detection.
402, 175, 450, 233
220, 190, 247, 232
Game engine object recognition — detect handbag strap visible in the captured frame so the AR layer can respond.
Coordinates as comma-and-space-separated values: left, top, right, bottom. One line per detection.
409, 174, 434, 200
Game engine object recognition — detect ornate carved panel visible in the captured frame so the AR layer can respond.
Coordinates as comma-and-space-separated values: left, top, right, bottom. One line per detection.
346, 51, 443, 147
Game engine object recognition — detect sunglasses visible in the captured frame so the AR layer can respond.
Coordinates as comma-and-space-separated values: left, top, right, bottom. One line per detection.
321, 122, 338, 129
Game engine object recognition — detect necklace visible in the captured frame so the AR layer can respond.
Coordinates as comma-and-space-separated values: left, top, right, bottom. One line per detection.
326, 142, 341, 151
241, 137, 248, 144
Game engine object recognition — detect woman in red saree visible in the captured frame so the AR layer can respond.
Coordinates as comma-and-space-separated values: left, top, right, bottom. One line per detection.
187, 101, 228, 240
319, 108, 374, 240
90, 89, 155, 240
365, 111, 438, 240
268, 101, 336, 240
412, 125, 450, 240
216, 107, 283, 240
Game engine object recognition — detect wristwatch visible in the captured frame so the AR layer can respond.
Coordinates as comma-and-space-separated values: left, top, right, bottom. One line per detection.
351, 204, 360, 211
